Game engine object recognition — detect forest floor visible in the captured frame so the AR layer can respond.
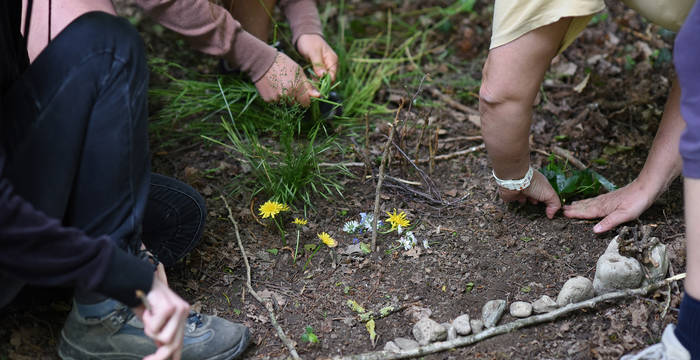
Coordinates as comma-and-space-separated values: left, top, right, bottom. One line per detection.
0, 1, 689, 359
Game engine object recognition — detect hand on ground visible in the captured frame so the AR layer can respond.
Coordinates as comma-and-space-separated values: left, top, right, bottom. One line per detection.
563, 180, 656, 234
498, 170, 561, 219
255, 52, 320, 107
296, 34, 338, 81
132, 277, 190, 360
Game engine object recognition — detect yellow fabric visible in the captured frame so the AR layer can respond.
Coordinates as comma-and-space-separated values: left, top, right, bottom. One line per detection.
491, 0, 606, 53
621, 0, 695, 31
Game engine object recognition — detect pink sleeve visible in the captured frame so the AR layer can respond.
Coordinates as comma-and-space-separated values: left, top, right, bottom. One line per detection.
279, 0, 324, 46
135, 0, 276, 82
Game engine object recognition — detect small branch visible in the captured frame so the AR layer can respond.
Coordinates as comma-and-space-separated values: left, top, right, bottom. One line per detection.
551, 145, 586, 170
332, 273, 686, 360
416, 144, 485, 164
442, 135, 482, 143
427, 87, 481, 128
221, 195, 302, 360
365, 175, 422, 186
372, 101, 404, 251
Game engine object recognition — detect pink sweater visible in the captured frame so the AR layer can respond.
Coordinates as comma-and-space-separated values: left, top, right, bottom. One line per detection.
135, 0, 323, 82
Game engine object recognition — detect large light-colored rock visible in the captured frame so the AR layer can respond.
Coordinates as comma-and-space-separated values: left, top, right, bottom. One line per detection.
383, 341, 401, 352
482, 299, 507, 328
452, 314, 471, 335
509, 301, 533, 318
557, 276, 594, 306
593, 237, 644, 294
442, 322, 457, 340
532, 295, 559, 314
412, 318, 447, 345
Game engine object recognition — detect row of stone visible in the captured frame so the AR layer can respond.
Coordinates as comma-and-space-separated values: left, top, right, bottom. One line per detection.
384, 234, 669, 351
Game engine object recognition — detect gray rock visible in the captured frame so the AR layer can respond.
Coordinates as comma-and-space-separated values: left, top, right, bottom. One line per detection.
593, 252, 643, 295
412, 318, 447, 345
470, 319, 484, 334
441, 322, 457, 340
406, 305, 432, 322
452, 314, 471, 335
394, 337, 419, 350
644, 243, 669, 284
482, 299, 507, 328
509, 301, 533, 318
383, 341, 401, 352
557, 276, 594, 306
532, 295, 558, 314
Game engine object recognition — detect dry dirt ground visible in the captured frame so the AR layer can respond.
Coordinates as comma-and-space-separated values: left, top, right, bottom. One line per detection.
0, 1, 689, 359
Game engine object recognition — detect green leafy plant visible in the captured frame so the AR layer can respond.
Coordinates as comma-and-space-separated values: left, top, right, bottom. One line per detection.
301, 326, 319, 343
540, 154, 616, 203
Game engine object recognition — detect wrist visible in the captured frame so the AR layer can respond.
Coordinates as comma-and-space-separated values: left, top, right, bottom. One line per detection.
493, 166, 534, 191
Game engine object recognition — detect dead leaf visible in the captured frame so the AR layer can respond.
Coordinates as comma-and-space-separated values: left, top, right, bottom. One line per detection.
573, 73, 590, 93
403, 246, 422, 259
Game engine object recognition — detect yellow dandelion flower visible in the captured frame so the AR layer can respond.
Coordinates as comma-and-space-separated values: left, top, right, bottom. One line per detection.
292, 218, 308, 225
258, 200, 288, 219
317, 232, 337, 248
385, 209, 410, 229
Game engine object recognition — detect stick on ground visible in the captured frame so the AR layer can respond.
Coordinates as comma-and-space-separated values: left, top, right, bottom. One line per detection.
332, 273, 686, 360
221, 195, 302, 360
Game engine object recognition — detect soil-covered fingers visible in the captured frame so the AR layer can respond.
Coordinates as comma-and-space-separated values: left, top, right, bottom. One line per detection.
255, 52, 319, 106
521, 171, 561, 219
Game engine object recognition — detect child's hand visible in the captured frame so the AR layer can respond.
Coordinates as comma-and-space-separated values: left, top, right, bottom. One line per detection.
297, 34, 338, 81
498, 170, 561, 219
255, 52, 320, 107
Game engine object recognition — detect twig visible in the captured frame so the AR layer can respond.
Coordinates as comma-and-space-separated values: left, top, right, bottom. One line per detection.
551, 145, 586, 170
365, 175, 422, 186
661, 284, 672, 319
427, 87, 481, 128
221, 195, 301, 360
416, 144, 485, 163
332, 273, 686, 360
442, 135, 482, 143
372, 101, 404, 251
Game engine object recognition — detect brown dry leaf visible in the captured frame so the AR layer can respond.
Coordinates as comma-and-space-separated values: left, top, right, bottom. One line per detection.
403, 246, 422, 259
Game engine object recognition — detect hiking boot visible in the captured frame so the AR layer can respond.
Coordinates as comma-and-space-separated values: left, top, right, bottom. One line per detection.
620, 324, 690, 360
58, 299, 250, 360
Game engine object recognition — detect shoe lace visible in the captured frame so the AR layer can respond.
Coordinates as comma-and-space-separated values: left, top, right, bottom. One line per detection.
185, 312, 203, 333
109, 305, 136, 328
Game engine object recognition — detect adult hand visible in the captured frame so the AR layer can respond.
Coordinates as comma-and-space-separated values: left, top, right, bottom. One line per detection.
498, 170, 561, 219
255, 52, 320, 107
297, 34, 338, 81
132, 277, 190, 360
563, 179, 656, 234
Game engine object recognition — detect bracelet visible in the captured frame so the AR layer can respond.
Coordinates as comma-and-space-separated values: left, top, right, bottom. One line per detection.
492, 166, 534, 191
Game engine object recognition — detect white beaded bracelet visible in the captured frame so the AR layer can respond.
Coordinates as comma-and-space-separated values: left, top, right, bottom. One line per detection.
492, 166, 534, 191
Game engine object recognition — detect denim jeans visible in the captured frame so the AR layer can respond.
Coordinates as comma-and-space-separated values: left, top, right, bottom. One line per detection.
0, 12, 204, 307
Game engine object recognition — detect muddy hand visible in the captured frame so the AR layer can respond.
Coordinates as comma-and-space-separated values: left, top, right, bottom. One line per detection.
255, 52, 320, 107
563, 180, 655, 234
499, 170, 561, 219
297, 34, 338, 81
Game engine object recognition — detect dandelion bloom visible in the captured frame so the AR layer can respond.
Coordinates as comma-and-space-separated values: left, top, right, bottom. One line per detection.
385, 209, 410, 229
293, 218, 308, 225
258, 200, 288, 219
317, 232, 338, 248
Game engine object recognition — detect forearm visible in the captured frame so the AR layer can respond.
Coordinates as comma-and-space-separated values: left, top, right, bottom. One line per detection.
634, 79, 683, 198
279, 0, 323, 46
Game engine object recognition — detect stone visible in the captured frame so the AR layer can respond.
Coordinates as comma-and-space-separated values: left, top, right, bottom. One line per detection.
442, 322, 457, 340
394, 337, 419, 350
470, 319, 484, 334
482, 299, 507, 328
509, 301, 533, 318
383, 341, 401, 352
644, 243, 669, 284
452, 314, 471, 335
593, 237, 644, 295
412, 318, 447, 345
532, 295, 558, 314
406, 305, 432, 322
557, 276, 594, 306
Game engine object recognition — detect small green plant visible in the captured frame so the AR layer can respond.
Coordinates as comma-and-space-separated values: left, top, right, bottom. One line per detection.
540, 154, 616, 203
301, 326, 319, 343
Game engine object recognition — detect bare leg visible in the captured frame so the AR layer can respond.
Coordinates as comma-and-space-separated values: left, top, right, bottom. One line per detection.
22, 0, 116, 62
479, 18, 572, 218
563, 79, 683, 233
226, 0, 278, 42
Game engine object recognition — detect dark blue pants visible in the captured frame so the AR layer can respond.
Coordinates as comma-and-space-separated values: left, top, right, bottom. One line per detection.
0, 12, 204, 306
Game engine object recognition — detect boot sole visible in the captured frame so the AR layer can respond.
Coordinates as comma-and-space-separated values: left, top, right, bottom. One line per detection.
58, 328, 251, 360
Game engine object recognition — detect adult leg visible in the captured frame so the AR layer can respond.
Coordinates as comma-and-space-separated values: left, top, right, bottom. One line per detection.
227, 0, 278, 42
